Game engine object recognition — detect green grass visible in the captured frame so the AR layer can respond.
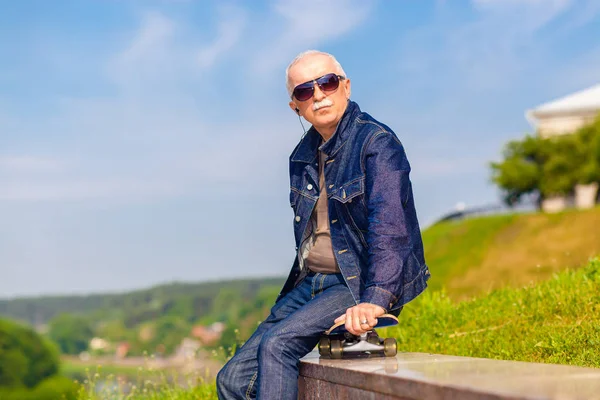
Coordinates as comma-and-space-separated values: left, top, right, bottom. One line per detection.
74, 376, 217, 400
386, 257, 600, 367
62, 360, 142, 378
71, 364, 218, 399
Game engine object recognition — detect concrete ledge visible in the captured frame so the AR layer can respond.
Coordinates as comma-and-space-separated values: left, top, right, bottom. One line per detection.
299, 351, 600, 400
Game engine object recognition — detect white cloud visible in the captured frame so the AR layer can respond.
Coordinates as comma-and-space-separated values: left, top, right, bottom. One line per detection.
0, 180, 175, 202
471, 0, 573, 32
395, 0, 600, 96
253, 0, 374, 73
556, 0, 600, 32
108, 6, 247, 88
471, 0, 571, 8
0, 6, 300, 203
197, 5, 246, 68
0, 156, 64, 173
0, 101, 294, 203
119, 11, 174, 65
472, 0, 568, 5
109, 11, 176, 87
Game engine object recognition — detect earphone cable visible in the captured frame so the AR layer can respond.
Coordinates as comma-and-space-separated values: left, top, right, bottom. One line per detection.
298, 115, 307, 138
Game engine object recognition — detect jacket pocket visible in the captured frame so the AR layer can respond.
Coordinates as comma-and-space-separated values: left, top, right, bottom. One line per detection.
330, 177, 364, 203
330, 176, 369, 248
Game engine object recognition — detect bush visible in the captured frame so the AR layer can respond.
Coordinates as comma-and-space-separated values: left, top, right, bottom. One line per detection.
47, 314, 94, 355
0, 319, 60, 388
0, 375, 78, 400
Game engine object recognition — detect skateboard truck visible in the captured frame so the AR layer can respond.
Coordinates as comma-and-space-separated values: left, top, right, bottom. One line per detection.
318, 314, 398, 359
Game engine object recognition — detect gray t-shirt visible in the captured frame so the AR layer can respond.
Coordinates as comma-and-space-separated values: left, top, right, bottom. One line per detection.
305, 151, 341, 274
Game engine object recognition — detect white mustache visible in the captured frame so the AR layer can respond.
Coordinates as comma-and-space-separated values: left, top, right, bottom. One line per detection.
313, 98, 333, 111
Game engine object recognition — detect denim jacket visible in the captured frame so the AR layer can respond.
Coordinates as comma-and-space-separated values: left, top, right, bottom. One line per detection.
276, 100, 430, 312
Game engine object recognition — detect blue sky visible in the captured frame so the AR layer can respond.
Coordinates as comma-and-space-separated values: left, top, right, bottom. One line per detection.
1, 0, 600, 297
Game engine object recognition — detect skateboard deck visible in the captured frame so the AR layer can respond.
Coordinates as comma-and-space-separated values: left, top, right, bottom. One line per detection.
319, 314, 399, 359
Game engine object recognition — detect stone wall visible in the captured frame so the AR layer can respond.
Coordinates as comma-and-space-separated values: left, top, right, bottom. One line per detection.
299, 351, 600, 400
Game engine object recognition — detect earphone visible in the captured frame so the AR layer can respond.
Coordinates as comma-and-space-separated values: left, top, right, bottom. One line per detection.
294, 107, 306, 135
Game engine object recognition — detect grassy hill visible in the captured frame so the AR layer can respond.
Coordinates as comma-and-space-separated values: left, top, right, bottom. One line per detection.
423, 206, 600, 299
387, 256, 600, 368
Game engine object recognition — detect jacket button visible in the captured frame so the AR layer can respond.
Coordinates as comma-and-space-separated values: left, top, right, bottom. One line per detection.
295, 215, 301, 222
307, 184, 313, 190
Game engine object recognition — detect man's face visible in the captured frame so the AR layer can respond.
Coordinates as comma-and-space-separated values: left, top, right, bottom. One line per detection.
288, 54, 351, 135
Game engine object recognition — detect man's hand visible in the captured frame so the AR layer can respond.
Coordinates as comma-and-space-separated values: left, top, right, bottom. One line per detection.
334, 303, 386, 335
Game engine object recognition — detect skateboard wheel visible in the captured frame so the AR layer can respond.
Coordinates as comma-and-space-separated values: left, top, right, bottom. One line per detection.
383, 338, 397, 357
318, 337, 331, 357
330, 339, 343, 359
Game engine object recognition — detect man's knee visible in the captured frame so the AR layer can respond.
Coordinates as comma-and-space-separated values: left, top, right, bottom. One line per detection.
216, 363, 240, 398
258, 329, 286, 359
258, 327, 310, 363
216, 364, 226, 382
216, 365, 229, 393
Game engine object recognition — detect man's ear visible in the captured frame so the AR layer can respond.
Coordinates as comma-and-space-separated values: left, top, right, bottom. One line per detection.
289, 101, 300, 115
344, 78, 351, 100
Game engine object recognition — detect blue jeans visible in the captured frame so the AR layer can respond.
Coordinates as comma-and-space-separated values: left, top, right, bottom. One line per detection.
216, 271, 355, 399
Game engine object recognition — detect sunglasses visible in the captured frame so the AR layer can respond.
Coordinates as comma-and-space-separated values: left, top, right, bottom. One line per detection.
292, 73, 346, 101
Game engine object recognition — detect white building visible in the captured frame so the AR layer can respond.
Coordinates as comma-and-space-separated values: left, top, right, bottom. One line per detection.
527, 83, 600, 138
526, 83, 600, 212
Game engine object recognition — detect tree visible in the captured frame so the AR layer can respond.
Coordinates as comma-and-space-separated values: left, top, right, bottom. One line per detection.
147, 316, 190, 354
47, 314, 94, 355
538, 135, 578, 198
490, 135, 544, 206
573, 116, 600, 185
0, 319, 59, 388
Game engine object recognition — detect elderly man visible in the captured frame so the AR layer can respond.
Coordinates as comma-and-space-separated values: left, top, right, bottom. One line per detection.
216, 50, 430, 400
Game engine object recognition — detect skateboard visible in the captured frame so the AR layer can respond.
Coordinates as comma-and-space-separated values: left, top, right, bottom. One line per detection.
318, 314, 399, 359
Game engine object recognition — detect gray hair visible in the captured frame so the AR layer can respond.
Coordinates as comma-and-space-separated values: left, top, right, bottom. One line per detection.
285, 50, 347, 97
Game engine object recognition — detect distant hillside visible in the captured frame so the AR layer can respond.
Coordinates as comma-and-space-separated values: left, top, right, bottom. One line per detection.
0, 277, 285, 327
423, 206, 600, 299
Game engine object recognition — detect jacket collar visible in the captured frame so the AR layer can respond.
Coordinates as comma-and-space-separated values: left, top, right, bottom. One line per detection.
291, 100, 360, 163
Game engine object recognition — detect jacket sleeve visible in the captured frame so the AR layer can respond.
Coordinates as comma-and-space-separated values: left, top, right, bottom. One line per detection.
360, 130, 417, 311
